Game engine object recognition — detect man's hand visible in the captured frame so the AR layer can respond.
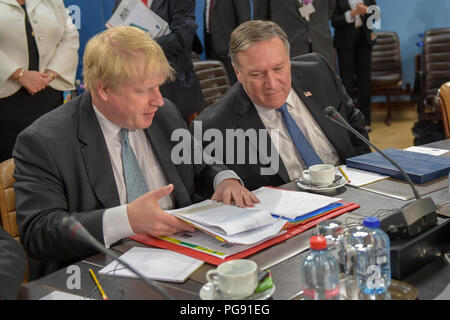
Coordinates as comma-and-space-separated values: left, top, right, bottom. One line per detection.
211, 179, 260, 208
127, 184, 195, 237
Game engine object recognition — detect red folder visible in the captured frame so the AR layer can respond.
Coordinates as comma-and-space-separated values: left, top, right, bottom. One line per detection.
130, 200, 359, 265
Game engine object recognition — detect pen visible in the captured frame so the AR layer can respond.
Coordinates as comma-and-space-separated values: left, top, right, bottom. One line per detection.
338, 166, 351, 183
89, 268, 108, 300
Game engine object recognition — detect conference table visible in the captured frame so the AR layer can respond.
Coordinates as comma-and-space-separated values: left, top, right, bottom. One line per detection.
18, 140, 450, 301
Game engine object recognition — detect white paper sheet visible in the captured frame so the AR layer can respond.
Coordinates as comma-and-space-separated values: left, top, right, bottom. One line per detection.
107, 0, 170, 39
252, 187, 342, 219
404, 146, 449, 156
99, 247, 203, 283
335, 165, 389, 187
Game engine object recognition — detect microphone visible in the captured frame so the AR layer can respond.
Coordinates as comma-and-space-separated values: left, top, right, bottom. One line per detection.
61, 216, 173, 299
324, 106, 437, 239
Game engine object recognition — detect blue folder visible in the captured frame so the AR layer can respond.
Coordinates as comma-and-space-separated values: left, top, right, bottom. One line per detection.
346, 148, 450, 184
271, 202, 344, 223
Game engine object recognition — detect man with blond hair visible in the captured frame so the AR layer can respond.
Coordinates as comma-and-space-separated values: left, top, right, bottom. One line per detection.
13, 26, 258, 280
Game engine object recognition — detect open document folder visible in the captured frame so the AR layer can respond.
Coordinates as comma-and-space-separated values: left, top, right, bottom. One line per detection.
166, 187, 342, 245
107, 0, 170, 38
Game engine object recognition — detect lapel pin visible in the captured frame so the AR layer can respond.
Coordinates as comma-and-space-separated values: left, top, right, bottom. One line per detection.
304, 91, 312, 98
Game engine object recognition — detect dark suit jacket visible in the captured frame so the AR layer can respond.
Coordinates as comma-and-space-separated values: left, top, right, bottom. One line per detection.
254, 0, 336, 68
332, 0, 377, 48
0, 227, 26, 300
13, 93, 224, 279
192, 53, 370, 191
204, 0, 253, 83
114, 0, 206, 123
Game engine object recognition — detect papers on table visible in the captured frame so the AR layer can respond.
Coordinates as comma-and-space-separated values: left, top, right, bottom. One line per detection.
167, 187, 342, 245
40, 291, 93, 300
99, 247, 203, 283
404, 146, 449, 156
168, 200, 286, 245
252, 187, 342, 220
335, 165, 389, 187
107, 0, 170, 39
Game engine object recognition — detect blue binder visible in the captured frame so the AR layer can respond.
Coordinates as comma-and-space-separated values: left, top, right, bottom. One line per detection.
346, 148, 450, 184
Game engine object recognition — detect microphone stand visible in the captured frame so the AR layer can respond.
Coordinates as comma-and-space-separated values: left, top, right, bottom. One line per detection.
64, 217, 173, 300
324, 107, 437, 239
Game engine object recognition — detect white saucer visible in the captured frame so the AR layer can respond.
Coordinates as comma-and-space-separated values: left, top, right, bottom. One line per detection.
297, 176, 346, 192
199, 282, 275, 300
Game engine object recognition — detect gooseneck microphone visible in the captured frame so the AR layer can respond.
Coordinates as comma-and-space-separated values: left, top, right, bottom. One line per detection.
61, 216, 173, 300
324, 106, 437, 239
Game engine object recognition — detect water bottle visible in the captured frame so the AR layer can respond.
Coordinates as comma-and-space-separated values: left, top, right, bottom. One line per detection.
359, 217, 391, 297
315, 219, 346, 273
300, 235, 340, 300
343, 225, 374, 300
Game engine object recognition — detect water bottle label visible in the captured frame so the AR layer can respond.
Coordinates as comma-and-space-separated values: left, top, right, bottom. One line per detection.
303, 288, 316, 299
325, 286, 340, 299
366, 265, 382, 290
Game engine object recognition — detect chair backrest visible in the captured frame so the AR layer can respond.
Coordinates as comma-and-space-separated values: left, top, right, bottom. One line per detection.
0, 158, 18, 240
437, 82, 450, 139
193, 60, 230, 106
423, 28, 450, 105
371, 31, 403, 90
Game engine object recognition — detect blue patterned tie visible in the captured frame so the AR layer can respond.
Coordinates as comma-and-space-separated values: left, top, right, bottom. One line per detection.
277, 103, 323, 168
120, 128, 148, 202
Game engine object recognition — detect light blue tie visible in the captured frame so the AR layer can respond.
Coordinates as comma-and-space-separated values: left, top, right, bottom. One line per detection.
120, 128, 148, 203
277, 103, 323, 168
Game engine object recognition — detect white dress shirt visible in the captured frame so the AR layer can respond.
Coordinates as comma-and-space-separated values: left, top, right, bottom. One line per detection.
254, 89, 340, 181
93, 104, 240, 247
345, 0, 364, 28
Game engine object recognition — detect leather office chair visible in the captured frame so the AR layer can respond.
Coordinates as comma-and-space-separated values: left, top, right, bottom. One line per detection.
0, 158, 28, 282
437, 82, 450, 139
414, 28, 450, 121
0, 158, 18, 240
371, 31, 407, 125
193, 60, 230, 106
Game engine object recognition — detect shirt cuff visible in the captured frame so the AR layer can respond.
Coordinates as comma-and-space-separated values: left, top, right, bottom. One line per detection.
345, 10, 355, 23
102, 204, 135, 248
213, 170, 243, 190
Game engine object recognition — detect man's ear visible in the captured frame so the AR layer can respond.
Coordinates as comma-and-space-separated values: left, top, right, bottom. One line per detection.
96, 83, 110, 102
233, 64, 242, 84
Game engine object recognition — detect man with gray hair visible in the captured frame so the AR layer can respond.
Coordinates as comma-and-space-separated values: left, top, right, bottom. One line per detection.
192, 20, 370, 191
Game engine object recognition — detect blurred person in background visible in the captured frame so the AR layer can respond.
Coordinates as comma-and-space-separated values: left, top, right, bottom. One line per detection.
254, 0, 336, 69
0, 0, 79, 162
114, 0, 206, 125
332, 0, 377, 132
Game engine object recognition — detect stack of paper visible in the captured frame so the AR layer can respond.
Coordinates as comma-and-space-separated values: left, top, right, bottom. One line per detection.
167, 187, 342, 245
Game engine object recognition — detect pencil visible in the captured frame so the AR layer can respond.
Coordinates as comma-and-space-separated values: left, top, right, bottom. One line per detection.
89, 268, 108, 300
338, 166, 351, 183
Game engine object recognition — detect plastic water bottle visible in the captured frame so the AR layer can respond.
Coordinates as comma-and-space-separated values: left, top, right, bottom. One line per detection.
343, 225, 374, 300
359, 217, 391, 297
300, 235, 340, 300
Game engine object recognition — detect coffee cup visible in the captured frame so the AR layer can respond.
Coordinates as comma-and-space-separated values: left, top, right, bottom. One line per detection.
301, 164, 335, 186
206, 259, 258, 299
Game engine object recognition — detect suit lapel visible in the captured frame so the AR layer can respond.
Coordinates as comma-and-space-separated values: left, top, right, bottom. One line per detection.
150, 0, 165, 14
235, 87, 290, 183
144, 120, 191, 207
78, 94, 120, 208
291, 69, 348, 157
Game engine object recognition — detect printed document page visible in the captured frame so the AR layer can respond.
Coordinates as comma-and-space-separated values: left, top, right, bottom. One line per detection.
99, 247, 203, 283
107, 0, 170, 38
252, 187, 341, 220
335, 165, 389, 187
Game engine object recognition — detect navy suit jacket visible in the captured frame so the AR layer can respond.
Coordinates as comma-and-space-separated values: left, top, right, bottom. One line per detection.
192, 53, 371, 191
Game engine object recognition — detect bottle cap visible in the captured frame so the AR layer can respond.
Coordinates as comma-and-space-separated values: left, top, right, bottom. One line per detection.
363, 217, 380, 228
310, 235, 327, 250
